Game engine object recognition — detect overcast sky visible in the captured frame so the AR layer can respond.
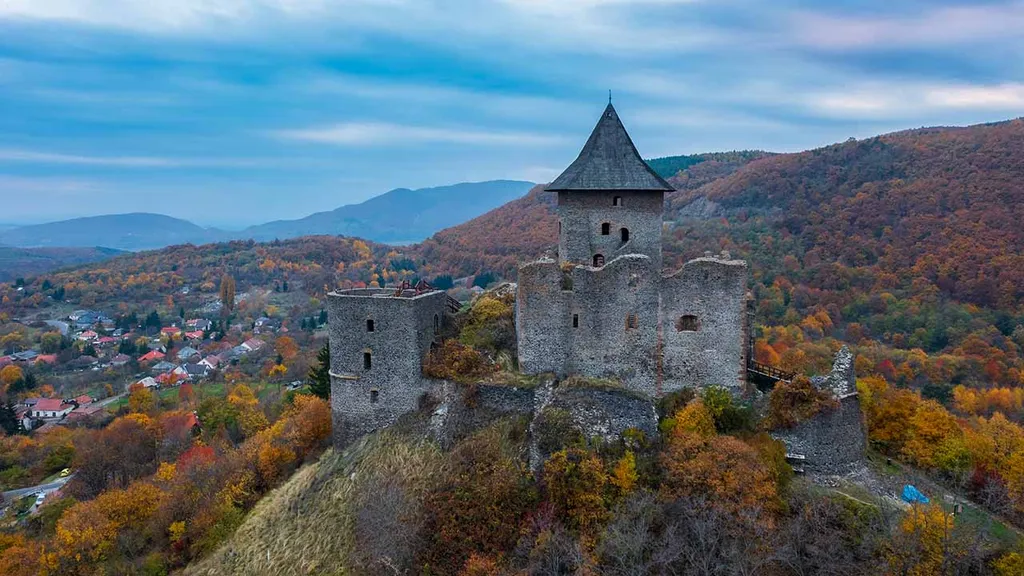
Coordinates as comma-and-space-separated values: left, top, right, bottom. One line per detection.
1, 1, 1022, 227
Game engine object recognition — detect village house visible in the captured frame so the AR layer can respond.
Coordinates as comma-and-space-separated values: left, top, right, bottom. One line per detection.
151, 360, 177, 374
186, 318, 213, 332
177, 346, 201, 362
199, 355, 221, 370
184, 363, 209, 381
139, 350, 165, 363
12, 350, 39, 363
30, 398, 73, 419
161, 326, 183, 338
240, 338, 265, 353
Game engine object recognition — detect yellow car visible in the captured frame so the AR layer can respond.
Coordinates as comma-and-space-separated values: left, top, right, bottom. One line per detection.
58, 468, 71, 478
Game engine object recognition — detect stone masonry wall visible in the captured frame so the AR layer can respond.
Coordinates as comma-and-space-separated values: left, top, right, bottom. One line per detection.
516, 258, 571, 375
327, 288, 449, 447
660, 256, 749, 395
557, 190, 664, 271
770, 347, 867, 474
548, 386, 659, 443
568, 254, 660, 396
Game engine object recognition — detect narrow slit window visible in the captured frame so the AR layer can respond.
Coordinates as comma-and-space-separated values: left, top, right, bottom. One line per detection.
433, 314, 440, 335
601, 222, 610, 235
593, 254, 605, 267
366, 319, 375, 332
620, 227, 630, 243
625, 314, 639, 330
572, 314, 579, 328
370, 389, 379, 403
363, 351, 372, 370
613, 196, 623, 207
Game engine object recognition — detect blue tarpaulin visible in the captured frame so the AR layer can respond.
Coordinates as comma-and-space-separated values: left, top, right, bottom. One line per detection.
902, 484, 930, 504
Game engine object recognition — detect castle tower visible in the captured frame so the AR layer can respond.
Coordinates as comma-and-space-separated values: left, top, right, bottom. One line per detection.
326, 287, 451, 446
546, 103, 674, 271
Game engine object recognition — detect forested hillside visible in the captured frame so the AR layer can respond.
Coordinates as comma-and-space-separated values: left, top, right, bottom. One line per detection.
3, 119, 1023, 394
0, 247, 123, 282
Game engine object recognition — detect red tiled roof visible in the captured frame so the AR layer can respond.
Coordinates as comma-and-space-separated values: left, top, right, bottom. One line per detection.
161, 326, 182, 334
34, 398, 71, 412
74, 395, 92, 405
139, 350, 165, 362
35, 354, 57, 364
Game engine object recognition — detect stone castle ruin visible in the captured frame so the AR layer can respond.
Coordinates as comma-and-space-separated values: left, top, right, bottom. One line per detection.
516, 103, 749, 397
327, 103, 865, 472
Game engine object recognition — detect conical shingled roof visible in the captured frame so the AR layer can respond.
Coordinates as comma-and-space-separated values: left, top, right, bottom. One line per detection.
545, 103, 674, 192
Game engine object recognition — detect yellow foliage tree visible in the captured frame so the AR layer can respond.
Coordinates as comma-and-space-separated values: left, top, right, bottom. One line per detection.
888, 504, 956, 576
670, 400, 716, 439
544, 448, 609, 534
610, 450, 638, 496
902, 399, 962, 469
128, 386, 156, 414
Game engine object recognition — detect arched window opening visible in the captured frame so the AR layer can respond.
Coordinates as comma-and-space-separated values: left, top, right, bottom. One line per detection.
366, 319, 375, 332
601, 222, 610, 235
676, 315, 700, 332
433, 314, 440, 335
620, 227, 630, 243
572, 313, 579, 328
363, 351, 372, 370
625, 313, 639, 330
613, 196, 623, 207
593, 254, 605, 267
370, 389, 379, 403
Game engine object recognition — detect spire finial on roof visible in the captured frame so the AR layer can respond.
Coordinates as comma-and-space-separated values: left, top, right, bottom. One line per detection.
608, 89, 612, 104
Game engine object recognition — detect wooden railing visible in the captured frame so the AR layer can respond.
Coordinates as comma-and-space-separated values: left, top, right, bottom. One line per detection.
747, 360, 795, 384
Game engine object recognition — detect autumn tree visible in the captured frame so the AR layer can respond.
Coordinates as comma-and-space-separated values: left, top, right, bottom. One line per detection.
308, 342, 330, 400
219, 274, 236, 313
128, 384, 156, 414
275, 336, 298, 362
544, 447, 609, 534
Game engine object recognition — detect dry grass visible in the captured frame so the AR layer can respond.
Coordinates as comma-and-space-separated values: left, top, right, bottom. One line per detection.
182, 432, 444, 576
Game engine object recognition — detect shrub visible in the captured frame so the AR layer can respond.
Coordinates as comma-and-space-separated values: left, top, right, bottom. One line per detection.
423, 340, 498, 383
534, 408, 584, 455
701, 386, 757, 434
765, 375, 839, 429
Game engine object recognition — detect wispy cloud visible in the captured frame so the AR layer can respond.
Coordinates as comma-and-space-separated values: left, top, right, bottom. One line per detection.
0, 149, 268, 168
272, 122, 565, 147
790, 3, 1024, 50
804, 82, 1024, 119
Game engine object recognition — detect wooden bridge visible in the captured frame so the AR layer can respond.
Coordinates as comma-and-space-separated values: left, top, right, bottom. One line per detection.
747, 360, 795, 391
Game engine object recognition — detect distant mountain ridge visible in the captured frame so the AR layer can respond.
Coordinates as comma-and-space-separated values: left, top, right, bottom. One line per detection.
239, 180, 535, 244
0, 246, 125, 282
0, 180, 536, 252
0, 213, 220, 252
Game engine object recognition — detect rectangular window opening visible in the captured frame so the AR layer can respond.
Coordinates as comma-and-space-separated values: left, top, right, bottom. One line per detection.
572, 314, 579, 328
366, 319, 375, 332
363, 352, 372, 370
370, 389, 379, 403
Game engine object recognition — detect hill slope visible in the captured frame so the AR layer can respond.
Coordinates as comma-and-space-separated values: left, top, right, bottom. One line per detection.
0, 246, 124, 281
0, 181, 535, 252
0, 213, 222, 251
240, 180, 535, 245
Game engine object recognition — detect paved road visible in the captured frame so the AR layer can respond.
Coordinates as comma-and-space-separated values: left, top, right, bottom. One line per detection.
2, 475, 72, 501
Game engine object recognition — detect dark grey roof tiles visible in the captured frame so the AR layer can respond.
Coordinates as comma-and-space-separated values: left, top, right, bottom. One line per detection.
546, 103, 674, 192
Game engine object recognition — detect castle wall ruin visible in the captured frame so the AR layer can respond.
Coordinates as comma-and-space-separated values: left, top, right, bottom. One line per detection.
327, 288, 449, 446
